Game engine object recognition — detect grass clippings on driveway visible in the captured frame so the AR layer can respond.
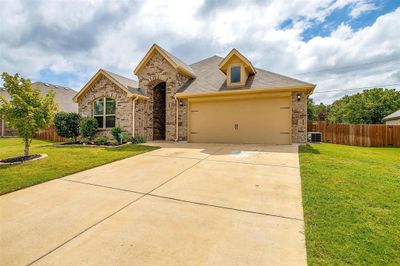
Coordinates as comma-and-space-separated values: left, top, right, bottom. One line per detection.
0, 138, 158, 195
299, 143, 400, 265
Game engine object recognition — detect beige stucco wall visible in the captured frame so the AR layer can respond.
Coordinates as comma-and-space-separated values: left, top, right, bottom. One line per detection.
291, 92, 307, 143
136, 50, 189, 141
385, 119, 400, 125
78, 75, 133, 139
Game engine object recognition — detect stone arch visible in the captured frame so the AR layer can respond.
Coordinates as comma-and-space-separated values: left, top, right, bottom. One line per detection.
135, 50, 190, 141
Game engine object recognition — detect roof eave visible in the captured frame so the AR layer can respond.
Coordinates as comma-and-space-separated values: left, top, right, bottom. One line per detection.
73, 69, 138, 102
383, 116, 400, 121
176, 85, 316, 99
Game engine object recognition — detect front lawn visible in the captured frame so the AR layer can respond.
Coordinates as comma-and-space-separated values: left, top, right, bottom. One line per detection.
0, 138, 158, 195
299, 143, 400, 265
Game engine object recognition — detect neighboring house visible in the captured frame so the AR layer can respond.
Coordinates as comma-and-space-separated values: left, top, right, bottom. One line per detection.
0, 82, 77, 137
74, 44, 315, 144
383, 109, 400, 125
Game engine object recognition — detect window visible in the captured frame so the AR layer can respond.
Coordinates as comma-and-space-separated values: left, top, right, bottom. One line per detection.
230, 66, 241, 83
93, 97, 116, 128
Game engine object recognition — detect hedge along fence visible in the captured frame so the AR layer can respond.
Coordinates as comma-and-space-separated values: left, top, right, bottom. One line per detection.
308, 121, 400, 147
34, 125, 66, 142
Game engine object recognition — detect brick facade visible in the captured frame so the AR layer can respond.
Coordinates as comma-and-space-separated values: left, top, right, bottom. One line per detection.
136, 50, 189, 141
291, 92, 307, 143
78, 75, 133, 139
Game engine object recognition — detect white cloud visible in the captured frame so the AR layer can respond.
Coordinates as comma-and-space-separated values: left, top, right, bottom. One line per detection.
350, 0, 377, 18
0, 0, 398, 104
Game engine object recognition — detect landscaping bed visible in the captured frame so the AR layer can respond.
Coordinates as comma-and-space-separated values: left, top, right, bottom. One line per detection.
299, 143, 400, 265
0, 154, 48, 165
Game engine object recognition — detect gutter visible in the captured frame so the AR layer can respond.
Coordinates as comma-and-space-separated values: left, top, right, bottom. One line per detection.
176, 85, 316, 99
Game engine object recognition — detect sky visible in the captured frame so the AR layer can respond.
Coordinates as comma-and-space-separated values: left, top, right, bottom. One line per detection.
0, 0, 399, 104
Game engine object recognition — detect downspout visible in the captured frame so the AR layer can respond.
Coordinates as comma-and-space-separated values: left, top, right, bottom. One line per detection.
174, 96, 179, 142
132, 96, 139, 137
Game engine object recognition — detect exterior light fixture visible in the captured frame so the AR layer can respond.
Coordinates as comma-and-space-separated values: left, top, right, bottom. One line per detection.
297, 94, 301, 101
179, 100, 184, 107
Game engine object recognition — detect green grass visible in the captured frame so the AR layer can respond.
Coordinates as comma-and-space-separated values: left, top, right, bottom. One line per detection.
299, 143, 400, 265
0, 138, 158, 195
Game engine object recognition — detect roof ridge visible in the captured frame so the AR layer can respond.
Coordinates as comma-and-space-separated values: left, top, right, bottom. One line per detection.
32, 81, 72, 90
190, 55, 223, 66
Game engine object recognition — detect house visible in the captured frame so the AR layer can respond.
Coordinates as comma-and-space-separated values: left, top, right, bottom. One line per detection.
383, 109, 400, 125
74, 44, 315, 144
0, 82, 78, 137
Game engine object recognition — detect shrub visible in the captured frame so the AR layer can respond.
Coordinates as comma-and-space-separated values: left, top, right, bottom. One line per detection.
54, 112, 80, 141
109, 140, 119, 146
111, 127, 122, 142
79, 137, 90, 144
130, 136, 145, 144
80, 117, 98, 140
94, 136, 109, 145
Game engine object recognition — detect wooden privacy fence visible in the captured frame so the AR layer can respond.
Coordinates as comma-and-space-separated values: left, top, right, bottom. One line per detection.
34, 125, 66, 142
308, 121, 400, 147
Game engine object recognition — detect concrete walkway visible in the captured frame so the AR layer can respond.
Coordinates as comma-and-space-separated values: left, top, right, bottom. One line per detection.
0, 143, 307, 265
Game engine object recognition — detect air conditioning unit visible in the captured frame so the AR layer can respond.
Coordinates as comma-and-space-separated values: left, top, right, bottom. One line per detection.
308, 132, 322, 143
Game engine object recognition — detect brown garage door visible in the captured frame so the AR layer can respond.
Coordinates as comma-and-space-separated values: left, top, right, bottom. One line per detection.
189, 96, 291, 144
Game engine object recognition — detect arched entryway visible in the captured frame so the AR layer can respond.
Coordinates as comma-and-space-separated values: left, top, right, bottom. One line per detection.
152, 82, 166, 140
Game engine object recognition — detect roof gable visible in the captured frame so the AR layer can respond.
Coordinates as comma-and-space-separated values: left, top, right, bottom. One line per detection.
383, 109, 400, 121
218, 48, 256, 75
73, 69, 147, 102
133, 44, 196, 78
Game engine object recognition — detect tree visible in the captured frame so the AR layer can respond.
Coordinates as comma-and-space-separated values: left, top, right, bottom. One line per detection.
307, 97, 316, 120
0, 73, 58, 156
54, 112, 80, 142
315, 103, 329, 121
328, 88, 400, 124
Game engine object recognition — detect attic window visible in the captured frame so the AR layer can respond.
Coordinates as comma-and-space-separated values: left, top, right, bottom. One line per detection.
230, 66, 241, 83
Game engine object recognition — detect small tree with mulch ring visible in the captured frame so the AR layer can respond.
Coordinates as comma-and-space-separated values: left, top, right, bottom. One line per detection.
0, 72, 58, 156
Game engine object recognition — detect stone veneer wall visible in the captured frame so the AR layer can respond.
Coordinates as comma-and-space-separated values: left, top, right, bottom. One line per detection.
136, 50, 189, 141
78, 75, 133, 139
178, 99, 188, 141
134, 99, 146, 137
291, 92, 307, 143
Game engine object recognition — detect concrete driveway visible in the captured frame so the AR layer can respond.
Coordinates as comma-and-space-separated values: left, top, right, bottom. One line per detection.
0, 143, 306, 265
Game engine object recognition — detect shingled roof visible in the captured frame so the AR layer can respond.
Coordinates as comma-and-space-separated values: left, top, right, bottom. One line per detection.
1, 82, 77, 112
102, 70, 145, 96
156, 45, 196, 78
78, 47, 314, 98
383, 109, 400, 121
177, 56, 314, 94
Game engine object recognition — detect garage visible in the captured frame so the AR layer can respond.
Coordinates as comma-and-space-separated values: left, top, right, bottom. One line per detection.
188, 95, 291, 144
